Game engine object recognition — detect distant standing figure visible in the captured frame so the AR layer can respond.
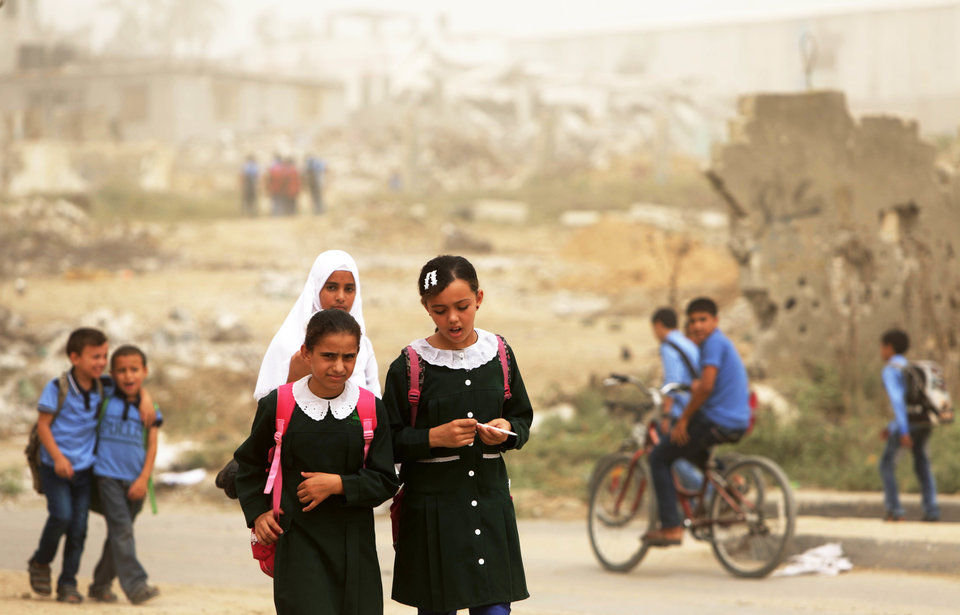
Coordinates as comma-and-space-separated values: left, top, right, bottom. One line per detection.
877, 329, 940, 522
304, 155, 328, 215
283, 157, 301, 216
266, 154, 285, 217
241, 155, 259, 216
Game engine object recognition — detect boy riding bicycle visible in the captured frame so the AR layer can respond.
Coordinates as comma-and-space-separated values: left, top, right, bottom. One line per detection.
643, 297, 751, 547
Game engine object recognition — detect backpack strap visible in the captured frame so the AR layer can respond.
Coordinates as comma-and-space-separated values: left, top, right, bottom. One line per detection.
496, 335, 512, 401
356, 387, 377, 465
405, 346, 422, 426
664, 338, 699, 381
50, 371, 71, 426
264, 382, 296, 517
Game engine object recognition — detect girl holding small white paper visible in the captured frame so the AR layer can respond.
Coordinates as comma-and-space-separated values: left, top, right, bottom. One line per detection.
384, 255, 533, 615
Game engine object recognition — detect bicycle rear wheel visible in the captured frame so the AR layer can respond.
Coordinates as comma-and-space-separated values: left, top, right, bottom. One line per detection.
587, 452, 652, 572
708, 455, 796, 578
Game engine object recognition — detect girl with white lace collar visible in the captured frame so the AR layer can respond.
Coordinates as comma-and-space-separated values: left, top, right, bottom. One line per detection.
254, 250, 380, 401
384, 255, 533, 615
235, 309, 398, 615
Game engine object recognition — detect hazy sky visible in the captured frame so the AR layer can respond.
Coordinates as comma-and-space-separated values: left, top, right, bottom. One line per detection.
39, 0, 953, 53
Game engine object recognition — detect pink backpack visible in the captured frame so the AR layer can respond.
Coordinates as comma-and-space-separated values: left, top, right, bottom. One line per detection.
389, 335, 511, 548
251, 382, 377, 577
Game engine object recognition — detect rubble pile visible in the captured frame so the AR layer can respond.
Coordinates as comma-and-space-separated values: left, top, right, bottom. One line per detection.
708, 91, 960, 392
0, 198, 167, 278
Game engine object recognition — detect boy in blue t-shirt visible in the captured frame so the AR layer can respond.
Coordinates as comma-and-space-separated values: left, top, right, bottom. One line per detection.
29, 328, 108, 602
878, 329, 939, 522
88, 345, 162, 605
28, 329, 156, 604
644, 297, 751, 547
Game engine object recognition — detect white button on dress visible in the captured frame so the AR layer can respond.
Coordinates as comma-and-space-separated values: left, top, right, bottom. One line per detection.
468, 470, 475, 477
471, 500, 478, 507
465, 379, 472, 386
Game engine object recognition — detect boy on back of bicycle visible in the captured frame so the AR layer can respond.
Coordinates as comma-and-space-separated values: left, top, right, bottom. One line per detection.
643, 297, 751, 547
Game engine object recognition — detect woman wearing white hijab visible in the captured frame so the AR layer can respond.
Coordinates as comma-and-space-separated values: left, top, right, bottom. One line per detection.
253, 249, 380, 400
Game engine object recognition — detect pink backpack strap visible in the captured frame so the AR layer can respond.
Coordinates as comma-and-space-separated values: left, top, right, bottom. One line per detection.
264, 382, 296, 517
405, 346, 421, 426
356, 387, 377, 465
496, 335, 512, 401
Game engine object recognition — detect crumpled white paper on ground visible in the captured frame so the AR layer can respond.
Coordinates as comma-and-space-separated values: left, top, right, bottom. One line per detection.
773, 542, 853, 577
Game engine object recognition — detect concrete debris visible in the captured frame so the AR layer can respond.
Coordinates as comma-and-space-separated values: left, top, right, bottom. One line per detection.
708, 91, 960, 393
0, 197, 166, 278
441, 223, 493, 253
471, 199, 530, 224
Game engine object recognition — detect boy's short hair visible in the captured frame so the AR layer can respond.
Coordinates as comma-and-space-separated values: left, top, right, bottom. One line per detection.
111, 345, 148, 369
881, 329, 910, 355
651, 307, 678, 329
686, 297, 718, 317
66, 327, 108, 357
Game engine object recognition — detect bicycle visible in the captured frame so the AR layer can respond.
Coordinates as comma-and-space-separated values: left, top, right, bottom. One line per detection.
587, 373, 796, 578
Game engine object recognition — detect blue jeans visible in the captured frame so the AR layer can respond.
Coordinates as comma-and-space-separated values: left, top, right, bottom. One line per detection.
419, 604, 510, 615
31, 464, 93, 591
649, 414, 744, 529
90, 476, 148, 598
879, 426, 939, 519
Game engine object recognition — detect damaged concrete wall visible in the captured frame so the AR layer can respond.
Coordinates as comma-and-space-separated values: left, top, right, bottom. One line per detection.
708, 91, 960, 400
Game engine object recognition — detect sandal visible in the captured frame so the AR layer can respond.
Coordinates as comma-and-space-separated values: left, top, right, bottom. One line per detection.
88, 586, 119, 603
56, 586, 84, 604
27, 560, 51, 596
130, 584, 159, 605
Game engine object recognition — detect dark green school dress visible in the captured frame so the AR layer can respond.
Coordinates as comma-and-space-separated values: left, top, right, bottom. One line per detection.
235, 378, 399, 615
384, 329, 533, 612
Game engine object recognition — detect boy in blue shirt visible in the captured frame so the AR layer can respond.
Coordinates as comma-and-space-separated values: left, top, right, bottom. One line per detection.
88, 345, 162, 604
644, 297, 751, 546
878, 329, 939, 522
28, 328, 109, 603
28, 328, 155, 604
651, 307, 702, 490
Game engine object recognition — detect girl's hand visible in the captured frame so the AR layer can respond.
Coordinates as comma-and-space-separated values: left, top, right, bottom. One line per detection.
254, 510, 283, 545
429, 418, 478, 448
477, 419, 512, 446
297, 472, 344, 511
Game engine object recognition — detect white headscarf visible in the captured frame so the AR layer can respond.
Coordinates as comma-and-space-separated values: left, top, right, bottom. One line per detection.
253, 250, 378, 400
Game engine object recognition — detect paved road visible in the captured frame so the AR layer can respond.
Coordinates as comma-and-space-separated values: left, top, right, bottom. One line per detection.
1, 498, 958, 614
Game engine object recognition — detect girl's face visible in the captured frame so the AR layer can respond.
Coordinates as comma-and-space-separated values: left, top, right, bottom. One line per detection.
301, 332, 360, 398
423, 278, 483, 350
318, 271, 356, 312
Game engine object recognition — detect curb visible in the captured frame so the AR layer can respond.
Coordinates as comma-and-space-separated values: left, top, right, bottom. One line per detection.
790, 533, 960, 574
798, 500, 960, 523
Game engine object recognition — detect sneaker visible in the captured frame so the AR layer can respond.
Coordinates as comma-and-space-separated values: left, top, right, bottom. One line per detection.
921, 514, 940, 522
27, 560, 51, 596
884, 513, 904, 522
130, 584, 159, 605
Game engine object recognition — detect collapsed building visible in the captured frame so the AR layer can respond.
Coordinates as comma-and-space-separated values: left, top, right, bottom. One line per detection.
707, 91, 960, 399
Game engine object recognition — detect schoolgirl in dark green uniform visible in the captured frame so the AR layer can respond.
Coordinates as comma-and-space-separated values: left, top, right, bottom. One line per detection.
384, 255, 533, 615
235, 309, 399, 615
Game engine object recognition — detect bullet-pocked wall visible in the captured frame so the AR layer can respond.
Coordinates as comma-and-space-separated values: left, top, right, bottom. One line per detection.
707, 91, 959, 399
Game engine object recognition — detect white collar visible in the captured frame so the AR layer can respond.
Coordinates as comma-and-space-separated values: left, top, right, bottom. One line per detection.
409, 328, 498, 370
292, 376, 359, 421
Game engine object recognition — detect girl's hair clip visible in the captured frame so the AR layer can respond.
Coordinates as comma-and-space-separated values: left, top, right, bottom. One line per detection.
423, 269, 439, 290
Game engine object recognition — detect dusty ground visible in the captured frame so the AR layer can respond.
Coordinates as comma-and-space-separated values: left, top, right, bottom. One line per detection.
0, 211, 739, 405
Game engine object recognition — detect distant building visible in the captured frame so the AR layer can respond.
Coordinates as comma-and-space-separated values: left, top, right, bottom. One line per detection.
0, 2, 346, 143
510, 0, 960, 135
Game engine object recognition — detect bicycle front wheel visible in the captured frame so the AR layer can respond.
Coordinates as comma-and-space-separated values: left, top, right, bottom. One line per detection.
587, 452, 652, 572
708, 455, 796, 578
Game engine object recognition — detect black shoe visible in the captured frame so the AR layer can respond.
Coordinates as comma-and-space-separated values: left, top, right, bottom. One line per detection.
921, 514, 940, 522
130, 584, 159, 605
883, 512, 904, 522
